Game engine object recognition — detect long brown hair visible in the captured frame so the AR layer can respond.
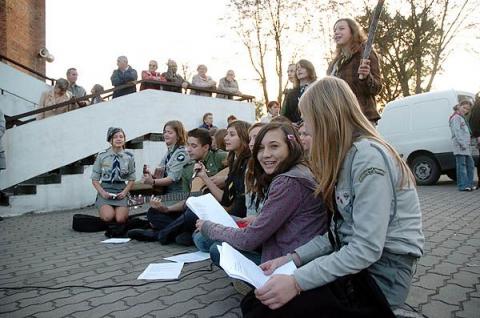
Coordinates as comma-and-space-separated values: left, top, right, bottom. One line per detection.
296, 59, 317, 83
299, 76, 413, 211
332, 18, 367, 62
226, 120, 251, 175
246, 122, 305, 201
164, 120, 187, 146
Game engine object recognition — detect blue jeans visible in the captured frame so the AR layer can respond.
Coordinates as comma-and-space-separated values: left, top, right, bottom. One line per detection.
455, 155, 475, 190
193, 232, 262, 267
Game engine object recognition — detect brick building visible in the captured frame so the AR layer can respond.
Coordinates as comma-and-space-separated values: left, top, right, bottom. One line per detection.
0, 0, 46, 75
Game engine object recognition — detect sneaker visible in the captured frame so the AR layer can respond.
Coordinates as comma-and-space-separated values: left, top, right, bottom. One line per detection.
471, 186, 477, 190
232, 280, 253, 295
127, 229, 159, 241
175, 232, 194, 246
460, 187, 472, 191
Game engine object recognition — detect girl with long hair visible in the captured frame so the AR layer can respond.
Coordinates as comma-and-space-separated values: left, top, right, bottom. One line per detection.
280, 59, 317, 124
328, 18, 383, 124
143, 120, 188, 194
242, 77, 424, 317
196, 122, 327, 266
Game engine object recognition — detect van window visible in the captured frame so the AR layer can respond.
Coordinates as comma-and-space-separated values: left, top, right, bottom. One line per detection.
458, 94, 474, 104
412, 98, 450, 130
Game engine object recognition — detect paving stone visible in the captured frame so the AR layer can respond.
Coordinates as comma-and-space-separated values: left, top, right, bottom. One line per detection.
415, 273, 448, 290
421, 300, 460, 318
72, 301, 130, 318
451, 270, 480, 288
430, 261, 461, 276
432, 284, 473, 305
456, 297, 480, 318
406, 285, 437, 307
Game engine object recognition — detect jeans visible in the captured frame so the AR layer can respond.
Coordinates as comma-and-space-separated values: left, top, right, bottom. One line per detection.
455, 155, 475, 190
193, 232, 262, 267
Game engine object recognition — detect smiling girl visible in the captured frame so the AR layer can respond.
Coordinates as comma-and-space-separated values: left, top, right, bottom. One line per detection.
328, 18, 383, 124
196, 122, 327, 265
91, 127, 136, 224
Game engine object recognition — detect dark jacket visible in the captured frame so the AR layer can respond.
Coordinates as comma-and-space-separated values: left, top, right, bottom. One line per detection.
161, 71, 187, 93
327, 46, 383, 122
280, 86, 303, 123
468, 101, 480, 138
111, 66, 138, 98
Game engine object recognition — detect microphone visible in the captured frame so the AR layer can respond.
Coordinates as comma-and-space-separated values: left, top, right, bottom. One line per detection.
192, 160, 201, 179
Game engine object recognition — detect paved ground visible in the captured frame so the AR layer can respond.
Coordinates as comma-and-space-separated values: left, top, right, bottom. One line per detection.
0, 181, 479, 318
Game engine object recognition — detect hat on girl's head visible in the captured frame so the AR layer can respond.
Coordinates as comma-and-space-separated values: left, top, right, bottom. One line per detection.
107, 127, 123, 141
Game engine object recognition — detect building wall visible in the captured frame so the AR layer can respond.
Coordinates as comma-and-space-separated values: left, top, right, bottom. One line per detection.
0, 0, 46, 76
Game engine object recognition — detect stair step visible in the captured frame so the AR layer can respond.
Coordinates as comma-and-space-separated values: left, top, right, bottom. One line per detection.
77, 155, 96, 165
22, 172, 61, 185
125, 137, 144, 149
60, 163, 85, 175
146, 133, 164, 142
6, 185, 37, 195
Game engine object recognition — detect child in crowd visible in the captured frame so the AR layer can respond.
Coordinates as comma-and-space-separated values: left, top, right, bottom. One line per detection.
90, 84, 105, 104
297, 121, 312, 157
449, 100, 476, 191
242, 77, 424, 317
91, 127, 135, 224
142, 120, 189, 194
196, 122, 327, 268
213, 128, 228, 151
261, 101, 281, 123
199, 112, 217, 130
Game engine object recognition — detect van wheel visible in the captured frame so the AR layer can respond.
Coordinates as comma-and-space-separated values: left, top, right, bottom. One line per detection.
410, 155, 440, 185
446, 169, 457, 181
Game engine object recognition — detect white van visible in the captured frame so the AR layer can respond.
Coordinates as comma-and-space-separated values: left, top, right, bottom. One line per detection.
377, 89, 475, 185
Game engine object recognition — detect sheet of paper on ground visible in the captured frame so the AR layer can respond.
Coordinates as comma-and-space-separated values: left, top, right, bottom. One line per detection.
137, 263, 184, 280
164, 251, 210, 263
186, 193, 238, 228
101, 238, 131, 244
219, 242, 296, 289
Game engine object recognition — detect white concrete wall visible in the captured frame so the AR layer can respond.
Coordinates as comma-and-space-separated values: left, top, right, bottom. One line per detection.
0, 89, 255, 190
0, 62, 50, 117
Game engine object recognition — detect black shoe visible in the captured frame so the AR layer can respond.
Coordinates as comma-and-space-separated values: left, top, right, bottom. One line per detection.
175, 232, 193, 246
127, 229, 159, 241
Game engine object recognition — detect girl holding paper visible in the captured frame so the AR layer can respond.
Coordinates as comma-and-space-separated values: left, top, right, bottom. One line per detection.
196, 122, 327, 265
241, 77, 424, 317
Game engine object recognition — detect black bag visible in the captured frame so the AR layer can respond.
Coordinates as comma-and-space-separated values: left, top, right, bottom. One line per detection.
72, 214, 107, 232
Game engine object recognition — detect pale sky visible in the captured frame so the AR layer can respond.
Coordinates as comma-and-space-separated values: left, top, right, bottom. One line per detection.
46, 0, 480, 105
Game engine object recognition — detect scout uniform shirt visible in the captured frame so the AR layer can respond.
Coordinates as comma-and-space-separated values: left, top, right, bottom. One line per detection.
91, 148, 136, 183
161, 145, 189, 194
181, 150, 228, 193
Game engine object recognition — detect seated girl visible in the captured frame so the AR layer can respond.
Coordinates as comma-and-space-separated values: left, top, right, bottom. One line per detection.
91, 127, 135, 224
196, 122, 327, 267
242, 77, 424, 317
142, 120, 189, 194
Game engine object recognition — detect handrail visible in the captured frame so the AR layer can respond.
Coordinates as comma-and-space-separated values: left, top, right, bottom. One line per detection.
1, 87, 39, 107
7, 79, 255, 125
0, 54, 56, 85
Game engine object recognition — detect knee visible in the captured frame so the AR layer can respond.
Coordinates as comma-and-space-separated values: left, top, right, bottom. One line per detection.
209, 243, 221, 267
193, 232, 211, 252
100, 214, 114, 222
116, 214, 128, 224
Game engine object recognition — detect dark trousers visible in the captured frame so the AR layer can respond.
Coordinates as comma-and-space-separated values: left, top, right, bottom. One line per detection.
241, 270, 395, 318
147, 208, 198, 244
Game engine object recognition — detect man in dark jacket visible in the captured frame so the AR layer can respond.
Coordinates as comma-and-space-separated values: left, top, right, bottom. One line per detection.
110, 56, 138, 98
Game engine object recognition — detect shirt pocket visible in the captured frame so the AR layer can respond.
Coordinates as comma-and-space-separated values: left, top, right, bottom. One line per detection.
101, 167, 112, 180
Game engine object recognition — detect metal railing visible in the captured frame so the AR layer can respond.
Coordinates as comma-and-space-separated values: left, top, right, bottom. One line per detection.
0, 54, 56, 85
6, 79, 255, 128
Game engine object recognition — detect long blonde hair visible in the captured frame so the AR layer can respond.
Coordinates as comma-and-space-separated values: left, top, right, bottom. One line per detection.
299, 77, 413, 210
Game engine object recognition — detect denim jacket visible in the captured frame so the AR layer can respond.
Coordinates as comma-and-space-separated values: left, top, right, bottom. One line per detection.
293, 138, 424, 306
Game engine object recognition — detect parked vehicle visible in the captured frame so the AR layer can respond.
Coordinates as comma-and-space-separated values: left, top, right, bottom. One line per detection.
377, 89, 475, 185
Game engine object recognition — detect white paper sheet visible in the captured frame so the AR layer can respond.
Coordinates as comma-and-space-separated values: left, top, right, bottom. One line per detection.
137, 263, 184, 280
164, 251, 210, 263
101, 238, 131, 244
186, 194, 239, 228
219, 242, 296, 289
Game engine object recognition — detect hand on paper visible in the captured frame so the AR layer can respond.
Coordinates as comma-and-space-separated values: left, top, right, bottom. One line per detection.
255, 274, 299, 310
260, 255, 290, 275
195, 219, 205, 231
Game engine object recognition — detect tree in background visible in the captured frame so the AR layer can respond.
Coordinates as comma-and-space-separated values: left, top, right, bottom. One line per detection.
358, 0, 478, 104
225, 0, 312, 105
